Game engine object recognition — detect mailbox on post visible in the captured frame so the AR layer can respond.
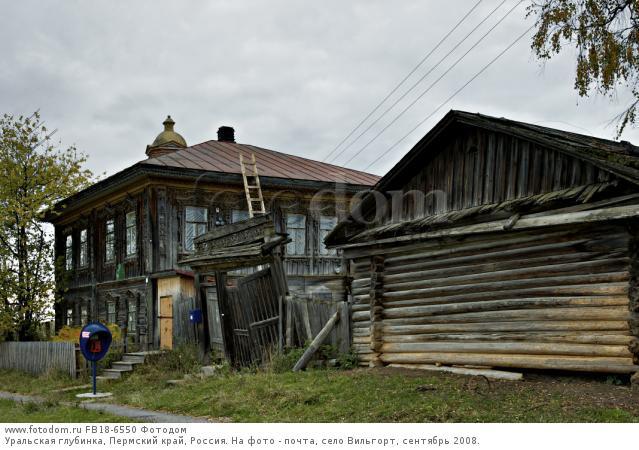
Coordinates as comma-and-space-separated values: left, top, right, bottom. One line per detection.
78, 322, 112, 398
189, 309, 202, 324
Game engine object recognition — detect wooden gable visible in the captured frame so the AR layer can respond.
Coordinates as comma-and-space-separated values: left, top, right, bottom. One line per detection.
392, 125, 617, 219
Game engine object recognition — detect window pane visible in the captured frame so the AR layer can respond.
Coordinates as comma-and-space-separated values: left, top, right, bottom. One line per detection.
79, 229, 88, 267
65, 235, 73, 270
232, 210, 249, 223
319, 216, 337, 256
126, 212, 135, 227
184, 223, 196, 251
186, 206, 207, 222
286, 214, 306, 255
105, 219, 115, 262
128, 300, 137, 332
107, 302, 116, 323
126, 225, 136, 255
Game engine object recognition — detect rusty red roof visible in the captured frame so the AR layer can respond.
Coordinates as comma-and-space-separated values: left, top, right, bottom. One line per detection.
141, 140, 380, 186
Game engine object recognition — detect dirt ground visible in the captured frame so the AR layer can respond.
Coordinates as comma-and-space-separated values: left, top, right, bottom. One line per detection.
372, 366, 639, 415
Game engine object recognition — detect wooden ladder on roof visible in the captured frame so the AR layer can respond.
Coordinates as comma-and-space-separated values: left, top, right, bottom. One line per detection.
239, 152, 266, 218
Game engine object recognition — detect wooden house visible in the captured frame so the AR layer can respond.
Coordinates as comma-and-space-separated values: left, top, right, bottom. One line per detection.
326, 110, 639, 375
46, 116, 378, 351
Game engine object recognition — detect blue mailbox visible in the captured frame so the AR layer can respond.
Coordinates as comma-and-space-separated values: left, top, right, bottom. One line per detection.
189, 309, 202, 324
79, 322, 112, 396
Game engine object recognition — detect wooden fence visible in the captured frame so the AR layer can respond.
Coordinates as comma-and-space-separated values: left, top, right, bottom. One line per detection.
0, 342, 77, 378
286, 296, 350, 354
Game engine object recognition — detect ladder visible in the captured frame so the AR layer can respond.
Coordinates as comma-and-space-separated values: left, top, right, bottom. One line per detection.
239, 152, 266, 218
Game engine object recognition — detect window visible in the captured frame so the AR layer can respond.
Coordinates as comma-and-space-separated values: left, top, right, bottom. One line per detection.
286, 214, 306, 255
184, 206, 208, 251
105, 219, 115, 262
80, 305, 88, 325
319, 216, 337, 256
128, 298, 137, 332
107, 301, 116, 324
66, 308, 73, 326
79, 229, 88, 267
125, 212, 137, 256
232, 210, 249, 223
65, 235, 73, 270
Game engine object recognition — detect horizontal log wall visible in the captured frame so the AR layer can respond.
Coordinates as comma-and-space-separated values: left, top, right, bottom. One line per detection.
348, 224, 639, 374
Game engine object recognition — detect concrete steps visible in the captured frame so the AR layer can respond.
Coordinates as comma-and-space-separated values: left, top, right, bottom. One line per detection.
97, 351, 162, 380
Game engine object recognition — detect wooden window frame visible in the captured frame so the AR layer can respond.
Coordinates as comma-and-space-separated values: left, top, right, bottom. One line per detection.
65, 235, 73, 271
184, 206, 208, 252
107, 301, 117, 324
318, 215, 337, 256
286, 213, 306, 256
79, 229, 88, 268
125, 211, 137, 257
127, 298, 137, 333
105, 219, 115, 263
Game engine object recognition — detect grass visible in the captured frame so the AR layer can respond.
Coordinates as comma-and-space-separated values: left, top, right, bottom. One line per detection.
2, 359, 638, 423
103, 368, 637, 422
0, 369, 87, 395
0, 399, 131, 423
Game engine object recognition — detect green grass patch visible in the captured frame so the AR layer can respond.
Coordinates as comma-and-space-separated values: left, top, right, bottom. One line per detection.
101, 368, 639, 423
0, 369, 87, 395
2, 364, 638, 423
0, 399, 132, 423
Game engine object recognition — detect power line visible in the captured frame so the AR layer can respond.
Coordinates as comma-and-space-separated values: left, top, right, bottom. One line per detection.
362, 24, 535, 172
341, 0, 524, 167
320, 0, 484, 163
327, 0, 508, 165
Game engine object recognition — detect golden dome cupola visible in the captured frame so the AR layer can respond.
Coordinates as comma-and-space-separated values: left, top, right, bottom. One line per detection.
146, 115, 187, 158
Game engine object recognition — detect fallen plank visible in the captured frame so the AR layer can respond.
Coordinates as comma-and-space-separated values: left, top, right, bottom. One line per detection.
387, 363, 523, 381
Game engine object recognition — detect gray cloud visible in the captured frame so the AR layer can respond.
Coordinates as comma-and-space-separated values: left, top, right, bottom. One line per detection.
1, 0, 637, 177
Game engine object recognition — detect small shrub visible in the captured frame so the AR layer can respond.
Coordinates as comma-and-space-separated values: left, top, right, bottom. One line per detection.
146, 344, 201, 375
266, 347, 306, 373
335, 349, 359, 370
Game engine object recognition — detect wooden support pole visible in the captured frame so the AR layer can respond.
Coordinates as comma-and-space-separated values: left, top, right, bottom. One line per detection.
293, 309, 340, 372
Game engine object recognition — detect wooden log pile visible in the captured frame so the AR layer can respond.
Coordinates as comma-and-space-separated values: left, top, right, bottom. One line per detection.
347, 225, 639, 374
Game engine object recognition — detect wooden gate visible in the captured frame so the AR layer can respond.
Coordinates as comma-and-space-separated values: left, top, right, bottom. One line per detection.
223, 267, 281, 366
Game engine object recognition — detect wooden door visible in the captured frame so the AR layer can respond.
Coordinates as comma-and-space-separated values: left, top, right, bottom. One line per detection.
159, 295, 173, 350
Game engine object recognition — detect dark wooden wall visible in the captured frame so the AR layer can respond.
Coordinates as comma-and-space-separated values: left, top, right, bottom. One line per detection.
389, 127, 612, 221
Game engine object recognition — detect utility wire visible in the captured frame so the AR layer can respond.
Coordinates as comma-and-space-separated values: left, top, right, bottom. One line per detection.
362, 24, 535, 172
341, 0, 524, 167
328, 0, 508, 165
321, 0, 484, 163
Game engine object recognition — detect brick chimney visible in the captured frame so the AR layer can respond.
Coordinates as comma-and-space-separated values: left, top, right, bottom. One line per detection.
217, 126, 235, 143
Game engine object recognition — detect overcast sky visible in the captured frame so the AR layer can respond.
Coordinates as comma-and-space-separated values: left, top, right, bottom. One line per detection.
2, 0, 638, 177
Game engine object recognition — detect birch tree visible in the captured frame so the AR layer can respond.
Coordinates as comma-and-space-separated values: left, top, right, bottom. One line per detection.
0, 112, 93, 340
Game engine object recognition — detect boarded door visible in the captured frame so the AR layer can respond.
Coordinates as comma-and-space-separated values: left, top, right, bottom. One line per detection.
159, 295, 173, 350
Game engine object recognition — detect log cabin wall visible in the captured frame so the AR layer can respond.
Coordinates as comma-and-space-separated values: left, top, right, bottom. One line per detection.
346, 224, 639, 373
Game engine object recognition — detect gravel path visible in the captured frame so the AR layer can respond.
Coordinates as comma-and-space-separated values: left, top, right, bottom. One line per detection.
0, 391, 211, 423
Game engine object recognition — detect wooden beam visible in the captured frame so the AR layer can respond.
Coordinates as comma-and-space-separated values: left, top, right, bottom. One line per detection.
338, 204, 639, 250
388, 363, 523, 381
292, 309, 340, 372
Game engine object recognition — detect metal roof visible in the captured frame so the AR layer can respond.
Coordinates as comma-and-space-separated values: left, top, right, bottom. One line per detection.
142, 139, 380, 186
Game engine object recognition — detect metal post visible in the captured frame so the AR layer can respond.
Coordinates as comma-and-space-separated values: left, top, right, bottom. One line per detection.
92, 361, 97, 395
